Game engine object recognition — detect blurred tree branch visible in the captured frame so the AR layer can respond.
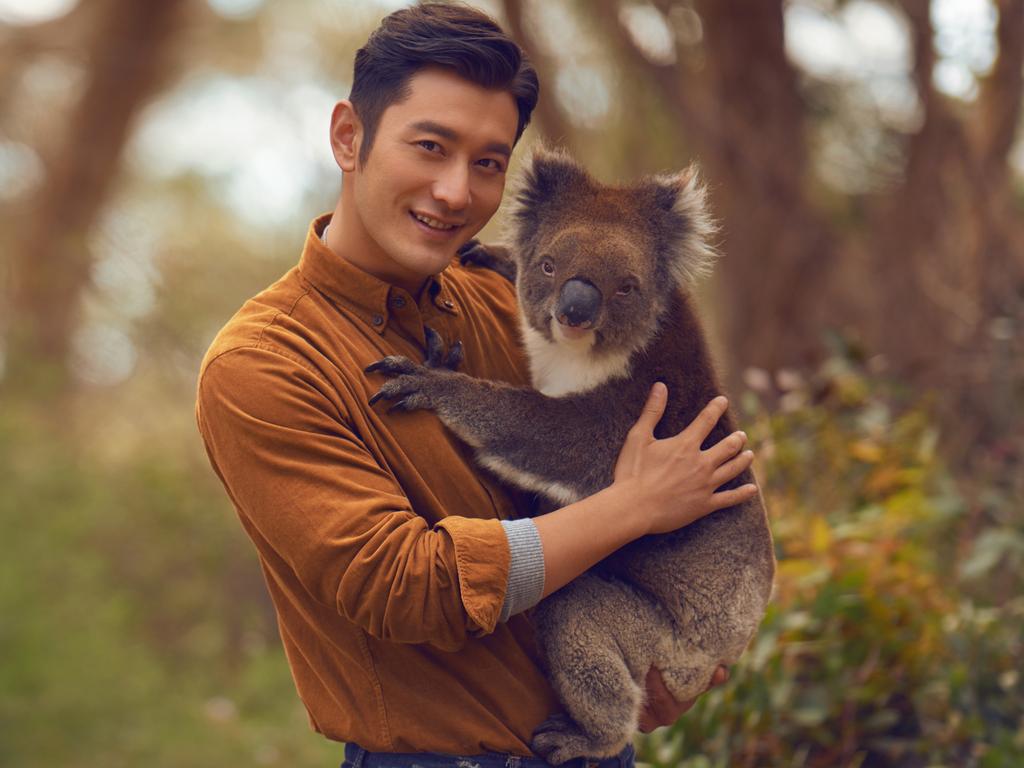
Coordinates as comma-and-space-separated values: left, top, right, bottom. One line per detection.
500, 0, 577, 149
976, 0, 1023, 182
5, 0, 191, 395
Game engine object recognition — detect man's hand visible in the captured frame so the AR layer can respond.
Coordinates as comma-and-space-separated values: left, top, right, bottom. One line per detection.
613, 384, 758, 537
637, 665, 730, 733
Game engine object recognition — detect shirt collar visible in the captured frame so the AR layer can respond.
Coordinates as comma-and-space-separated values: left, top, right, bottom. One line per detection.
298, 214, 461, 334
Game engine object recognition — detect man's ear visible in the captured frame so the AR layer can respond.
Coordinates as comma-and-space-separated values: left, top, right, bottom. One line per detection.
330, 100, 362, 172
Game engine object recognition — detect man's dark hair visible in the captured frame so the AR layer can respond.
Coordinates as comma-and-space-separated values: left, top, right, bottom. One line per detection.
350, 2, 539, 164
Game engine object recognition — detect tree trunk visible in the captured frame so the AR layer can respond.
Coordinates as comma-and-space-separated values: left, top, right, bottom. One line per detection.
4, 0, 189, 395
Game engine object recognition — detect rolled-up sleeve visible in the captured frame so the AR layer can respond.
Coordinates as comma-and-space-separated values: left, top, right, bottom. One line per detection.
196, 345, 510, 650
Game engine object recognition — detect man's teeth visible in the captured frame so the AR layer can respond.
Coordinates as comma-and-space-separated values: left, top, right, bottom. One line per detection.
413, 212, 457, 231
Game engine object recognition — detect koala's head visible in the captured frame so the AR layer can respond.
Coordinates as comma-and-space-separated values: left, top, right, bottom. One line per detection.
507, 148, 716, 359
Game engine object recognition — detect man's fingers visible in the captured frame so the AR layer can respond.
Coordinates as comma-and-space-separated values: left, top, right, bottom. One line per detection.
708, 665, 729, 690
705, 430, 747, 465
630, 382, 668, 437
709, 483, 759, 511
711, 450, 754, 487
681, 395, 728, 445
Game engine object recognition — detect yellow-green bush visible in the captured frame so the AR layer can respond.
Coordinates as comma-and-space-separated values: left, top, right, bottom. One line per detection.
637, 349, 1024, 767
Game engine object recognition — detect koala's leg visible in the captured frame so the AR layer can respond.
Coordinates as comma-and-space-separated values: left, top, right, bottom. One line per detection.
531, 574, 655, 765
651, 636, 722, 707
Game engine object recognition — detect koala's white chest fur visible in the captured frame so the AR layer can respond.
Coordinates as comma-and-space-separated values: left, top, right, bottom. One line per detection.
520, 317, 633, 397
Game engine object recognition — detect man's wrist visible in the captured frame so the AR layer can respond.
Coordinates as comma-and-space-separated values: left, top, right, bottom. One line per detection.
599, 479, 652, 540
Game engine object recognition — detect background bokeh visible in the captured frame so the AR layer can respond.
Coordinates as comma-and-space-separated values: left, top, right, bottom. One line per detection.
1, 1, 1021, 766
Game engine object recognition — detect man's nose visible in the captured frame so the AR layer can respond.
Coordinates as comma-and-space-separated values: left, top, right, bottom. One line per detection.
432, 162, 471, 211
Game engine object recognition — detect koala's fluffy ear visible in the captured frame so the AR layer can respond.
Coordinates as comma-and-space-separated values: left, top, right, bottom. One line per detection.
510, 147, 591, 232
646, 165, 718, 288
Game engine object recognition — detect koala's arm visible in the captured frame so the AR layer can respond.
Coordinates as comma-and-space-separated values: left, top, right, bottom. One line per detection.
368, 359, 621, 504
458, 240, 518, 283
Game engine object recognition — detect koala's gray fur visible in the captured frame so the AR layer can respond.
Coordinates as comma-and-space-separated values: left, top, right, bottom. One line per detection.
367, 149, 775, 765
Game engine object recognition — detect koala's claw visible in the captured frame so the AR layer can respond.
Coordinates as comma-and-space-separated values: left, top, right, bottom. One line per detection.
367, 373, 432, 412
364, 355, 419, 377
446, 341, 463, 369
531, 714, 615, 766
457, 238, 485, 266
457, 240, 517, 283
532, 713, 573, 737
366, 333, 462, 410
424, 326, 463, 370
385, 394, 418, 413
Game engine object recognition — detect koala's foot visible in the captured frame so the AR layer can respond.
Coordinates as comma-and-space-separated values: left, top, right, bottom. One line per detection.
531, 714, 625, 766
458, 239, 517, 283
365, 327, 461, 411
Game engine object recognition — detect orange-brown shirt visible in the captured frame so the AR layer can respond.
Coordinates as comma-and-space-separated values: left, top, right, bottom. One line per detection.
196, 215, 558, 755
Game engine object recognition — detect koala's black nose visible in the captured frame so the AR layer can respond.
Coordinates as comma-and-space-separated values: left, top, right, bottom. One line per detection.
556, 278, 602, 328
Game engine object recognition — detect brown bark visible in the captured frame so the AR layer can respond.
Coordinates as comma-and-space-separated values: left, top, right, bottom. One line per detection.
975, 0, 1023, 179
693, 0, 837, 376
868, 0, 1024, 466
5, 0, 190, 394
501, 0, 577, 149
596, 0, 837, 379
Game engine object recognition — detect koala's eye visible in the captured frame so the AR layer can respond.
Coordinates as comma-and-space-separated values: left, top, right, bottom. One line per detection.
541, 260, 555, 276
616, 283, 635, 296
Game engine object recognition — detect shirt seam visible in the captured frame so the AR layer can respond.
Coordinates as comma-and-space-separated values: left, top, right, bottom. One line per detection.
199, 292, 334, 392
355, 629, 393, 750
296, 264, 386, 330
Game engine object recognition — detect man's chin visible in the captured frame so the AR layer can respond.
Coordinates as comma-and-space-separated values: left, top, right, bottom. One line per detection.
400, 248, 461, 279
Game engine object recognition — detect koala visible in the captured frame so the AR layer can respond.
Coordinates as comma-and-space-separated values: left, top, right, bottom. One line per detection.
366, 149, 775, 765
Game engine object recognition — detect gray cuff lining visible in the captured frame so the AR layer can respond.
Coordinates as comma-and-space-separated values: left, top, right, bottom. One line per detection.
498, 518, 545, 622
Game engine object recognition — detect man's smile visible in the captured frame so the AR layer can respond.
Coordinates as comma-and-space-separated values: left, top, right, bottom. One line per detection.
410, 210, 464, 238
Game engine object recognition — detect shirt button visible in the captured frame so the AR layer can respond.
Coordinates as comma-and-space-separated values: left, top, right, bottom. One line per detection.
391, 296, 406, 309
443, 299, 454, 309
371, 314, 383, 326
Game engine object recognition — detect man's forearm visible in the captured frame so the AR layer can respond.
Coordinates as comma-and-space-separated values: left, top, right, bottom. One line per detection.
533, 481, 646, 600
497, 482, 644, 620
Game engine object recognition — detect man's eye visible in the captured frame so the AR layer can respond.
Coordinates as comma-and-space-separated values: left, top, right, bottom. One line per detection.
477, 158, 505, 172
418, 140, 441, 153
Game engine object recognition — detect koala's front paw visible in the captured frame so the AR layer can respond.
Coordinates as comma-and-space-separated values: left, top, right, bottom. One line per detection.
365, 328, 461, 412
458, 239, 517, 283
365, 356, 436, 412
457, 238, 483, 264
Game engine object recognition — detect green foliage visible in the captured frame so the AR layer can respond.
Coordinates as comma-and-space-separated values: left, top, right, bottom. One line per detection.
636, 350, 1024, 768
0, 402, 339, 768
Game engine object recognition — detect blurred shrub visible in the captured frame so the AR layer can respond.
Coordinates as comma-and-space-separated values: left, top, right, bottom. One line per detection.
637, 345, 1024, 767
0, 400, 339, 768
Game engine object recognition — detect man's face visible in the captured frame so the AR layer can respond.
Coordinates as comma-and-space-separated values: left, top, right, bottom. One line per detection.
344, 68, 519, 293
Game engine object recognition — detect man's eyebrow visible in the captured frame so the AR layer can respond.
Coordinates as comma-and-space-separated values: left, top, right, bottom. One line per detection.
409, 120, 512, 159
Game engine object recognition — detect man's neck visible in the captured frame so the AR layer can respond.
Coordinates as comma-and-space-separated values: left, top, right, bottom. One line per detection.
321, 210, 429, 299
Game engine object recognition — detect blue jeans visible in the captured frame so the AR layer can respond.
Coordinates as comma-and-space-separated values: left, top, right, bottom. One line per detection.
341, 741, 636, 768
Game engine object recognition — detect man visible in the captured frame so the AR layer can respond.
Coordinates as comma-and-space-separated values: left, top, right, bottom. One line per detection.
196, 4, 757, 766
